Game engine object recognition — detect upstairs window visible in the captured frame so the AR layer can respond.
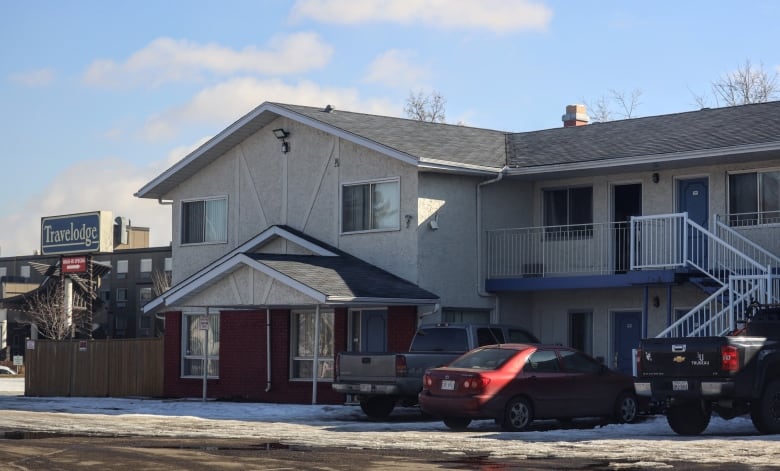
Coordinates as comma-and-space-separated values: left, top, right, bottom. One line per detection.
182, 197, 227, 244
543, 186, 593, 236
116, 260, 128, 280
139, 258, 152, 279
728, 171, 780, 226
342, 179, 400, 233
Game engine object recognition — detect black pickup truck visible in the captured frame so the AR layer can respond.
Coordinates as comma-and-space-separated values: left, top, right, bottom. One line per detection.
634, 304, 780, 435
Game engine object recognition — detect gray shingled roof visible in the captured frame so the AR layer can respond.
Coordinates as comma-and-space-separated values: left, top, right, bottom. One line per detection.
246, 253, 438, 302
508, 101, 780, 168
273, 103, 507, 169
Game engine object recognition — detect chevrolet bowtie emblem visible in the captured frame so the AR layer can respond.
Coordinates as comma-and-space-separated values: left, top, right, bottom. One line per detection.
673, 356, 686, 363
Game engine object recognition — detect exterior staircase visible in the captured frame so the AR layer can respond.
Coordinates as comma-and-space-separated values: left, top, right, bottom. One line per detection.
630, 213, 780, 338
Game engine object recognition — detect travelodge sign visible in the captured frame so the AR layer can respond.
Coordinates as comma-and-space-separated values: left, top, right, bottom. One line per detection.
40, 211, 114, 255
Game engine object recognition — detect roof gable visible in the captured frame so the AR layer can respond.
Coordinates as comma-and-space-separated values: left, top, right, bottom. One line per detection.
144, 225, 438, 312
136, 102, 506, 200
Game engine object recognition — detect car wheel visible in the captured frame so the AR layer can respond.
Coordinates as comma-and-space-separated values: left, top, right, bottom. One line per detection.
443, 418, 472, 430
502, 396, 533, 432
359, 396, 396, 419
666, 401, 711, 436
613, 392, 639, 424
751, 379, 780, 434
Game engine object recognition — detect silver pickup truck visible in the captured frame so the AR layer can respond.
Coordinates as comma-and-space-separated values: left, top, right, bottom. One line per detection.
332, 323, 539, 418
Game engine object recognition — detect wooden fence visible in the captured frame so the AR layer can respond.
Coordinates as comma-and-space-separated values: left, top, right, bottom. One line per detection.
24, 338, 164, 397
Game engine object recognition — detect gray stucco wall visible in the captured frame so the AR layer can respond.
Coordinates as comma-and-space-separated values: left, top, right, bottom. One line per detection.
168, 117, 420, 287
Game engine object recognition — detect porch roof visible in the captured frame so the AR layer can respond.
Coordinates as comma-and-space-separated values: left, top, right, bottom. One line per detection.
144, 225, 439, 313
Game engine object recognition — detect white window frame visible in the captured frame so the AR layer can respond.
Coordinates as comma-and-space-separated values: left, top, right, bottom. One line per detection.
0, 267, 6, 278
341, 178, 400, 234
140, 258, 152, 273
20, 265, 30, 278
164, 257, 173, 272
181, 311, 220, 378
181, 196, 228, 245
727, 168, 780, 226
116, 288, 128, 302
290, 309, 335, 381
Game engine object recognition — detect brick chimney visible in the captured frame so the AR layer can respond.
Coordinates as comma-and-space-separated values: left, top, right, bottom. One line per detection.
562, 104, 589, 127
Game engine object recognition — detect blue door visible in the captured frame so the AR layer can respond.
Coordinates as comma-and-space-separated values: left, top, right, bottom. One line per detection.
678, 178, 709, 267
360, 310, 387, 352
612, 311, 642, 375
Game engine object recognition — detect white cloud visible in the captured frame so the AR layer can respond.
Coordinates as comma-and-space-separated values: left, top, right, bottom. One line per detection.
291, 0, 553, 33
364, 49, 431, 89
140, 77, 400, 141
8, 68, 55, 87
82, 33, 334, 89
0, 157, 172, 257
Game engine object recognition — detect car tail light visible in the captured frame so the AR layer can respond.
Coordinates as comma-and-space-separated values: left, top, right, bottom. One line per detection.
395, 355, 408, 377
462, 375, 490, 391
721, 345, 739, 372
422, 373, 433, 389
635, 348, 642, 375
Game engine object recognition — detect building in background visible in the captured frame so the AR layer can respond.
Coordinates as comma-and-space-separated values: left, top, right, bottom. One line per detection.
0, 217, 171, 362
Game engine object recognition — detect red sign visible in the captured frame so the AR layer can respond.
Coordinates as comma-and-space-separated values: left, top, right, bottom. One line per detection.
62, 256, 87, 273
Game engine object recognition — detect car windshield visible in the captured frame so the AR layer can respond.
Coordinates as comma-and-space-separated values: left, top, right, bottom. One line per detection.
449, 347, 519, 370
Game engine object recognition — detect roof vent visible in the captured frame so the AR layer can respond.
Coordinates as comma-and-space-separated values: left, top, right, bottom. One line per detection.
323, 104, 334, 113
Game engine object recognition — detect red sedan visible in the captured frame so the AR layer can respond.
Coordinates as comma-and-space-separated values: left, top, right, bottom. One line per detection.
419, 343, 640, 431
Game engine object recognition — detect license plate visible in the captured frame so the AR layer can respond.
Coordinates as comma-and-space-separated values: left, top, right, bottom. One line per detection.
359, 384, 372, 393
672, 381, 688, 391
441, 380, 455, 390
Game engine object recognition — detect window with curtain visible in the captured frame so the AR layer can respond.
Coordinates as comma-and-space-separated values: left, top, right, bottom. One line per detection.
342, 179, 400, 233
181, 197, 228, 244
728, 171, 780, 226
543, 186, 593, 237
291, 310, 334, 380
182, 313, 220, 378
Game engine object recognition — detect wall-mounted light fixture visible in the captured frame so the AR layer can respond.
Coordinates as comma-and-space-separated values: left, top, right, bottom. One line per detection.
272, 128, 290, 153
652, 172, 660, 184
429, 213, 439, 230
652, 295, 660, 308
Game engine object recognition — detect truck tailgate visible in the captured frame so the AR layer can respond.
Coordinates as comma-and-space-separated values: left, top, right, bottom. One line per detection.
639, 337, 728, 378
336, 352, 399, 381
639, 336, 766, 378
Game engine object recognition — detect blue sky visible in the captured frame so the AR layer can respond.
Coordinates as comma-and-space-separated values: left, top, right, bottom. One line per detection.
1, 0, 778, 256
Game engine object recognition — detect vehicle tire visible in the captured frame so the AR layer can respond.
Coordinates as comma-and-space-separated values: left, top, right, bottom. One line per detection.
750, 379, 780, 434
359, 396, 396, 419
502, 396, 533, 432
613, 392, 639, 424
666, 401, 711, 436
443, 418, 472, 430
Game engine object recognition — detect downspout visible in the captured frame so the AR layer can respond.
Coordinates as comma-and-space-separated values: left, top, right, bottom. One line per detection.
265, 308, 272, 393
312, 305, 321, 405
477, 167, 507, 308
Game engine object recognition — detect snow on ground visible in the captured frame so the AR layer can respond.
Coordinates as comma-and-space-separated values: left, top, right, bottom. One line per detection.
2, 378, 780, 468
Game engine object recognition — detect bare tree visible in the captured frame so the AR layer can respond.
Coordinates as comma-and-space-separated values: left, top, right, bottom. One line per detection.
583, 89, 643, 122
694, 59, 779, 108
404, 89, 447, 123
18, 284, 74, 340
151, 269, 171, 297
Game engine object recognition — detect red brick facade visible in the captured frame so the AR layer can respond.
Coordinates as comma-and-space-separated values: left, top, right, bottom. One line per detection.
162, 305, 418, 404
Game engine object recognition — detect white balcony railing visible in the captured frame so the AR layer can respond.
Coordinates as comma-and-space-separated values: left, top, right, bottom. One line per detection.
485, 222, 632, 278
